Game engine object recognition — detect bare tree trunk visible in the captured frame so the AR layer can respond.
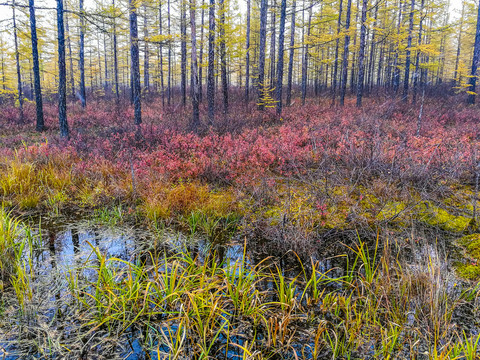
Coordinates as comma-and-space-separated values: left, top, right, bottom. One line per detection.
412, 0, 424, 104
468, 0, 480, 104
393, 0, 402, 91
276, 0, 287, 114
29, 0, 44, 131
65, 3, 75, 98
332, 0, 343, 105
12, 0, 23, 121
130, 0, 142, 124
190, 0, 200, 131
113, 0, 120, 103
286, 0, 296, 106
340, 0, 352, 106
219, 0, 228, 114
301, 0, 312, 105
181, 0, 187, 106
270, 0, 277, 88
356, 0, 367, 107
167, 0, 172, 105
199, 0, 205, 103
159, 0, 165, 105
454, 2, 465, 84
79, 0, 86, 107
258, 0, 268, 110
57, 0, 69, 138
207, 0, 215, 124
143, 5, 150, 92
245, 0, 251, 103
402, 0, 415, 102
367, 4, 378, 91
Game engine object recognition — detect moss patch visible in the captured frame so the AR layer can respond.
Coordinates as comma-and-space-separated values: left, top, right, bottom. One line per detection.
455, 234, 480, 281
416, 202, 473, 233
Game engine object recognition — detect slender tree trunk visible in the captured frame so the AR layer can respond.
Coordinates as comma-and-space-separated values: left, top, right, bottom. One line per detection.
79, 0, 86, 107
168, 0, 172, 105
286, 0, 296, 105
181, 0, 187, 106
402, 0, 415, 102
258, 0, 268, 110
413, 0, 424, 104
207, 0, 215, 124
367, 4, 378, 91
393, 0, 402, 91
12, 0, 23, 121
245, 0, 251, 103
270, 0, 277, 88
276, 0, 287, 114
301, 0, 312, 105
190, 0, 200, 131
65, 4, 75, 98
340, 0, 352, 106
143, 5, 150, 92
113, 0, 120, 103
159, 0, 165, 105
57, 0, 69, 138
219, 0, 228, 114
199, 0, 205, 102
103, 20, 109, 94
332, 0, 343, 105
454, 2, 465, 84
29, 0, 44, 131
356, 0, 367, 107
130, 0, 142, 124
468, 0, 480, 104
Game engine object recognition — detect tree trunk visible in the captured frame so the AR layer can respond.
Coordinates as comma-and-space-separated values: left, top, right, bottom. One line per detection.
340, 0, 352, 106
286, 0, 296, 106
159, 0, 165, 105
258, 0, 268, 110
167, 0, 172, 105
276, 0, 287, 114
412, 0, 424, 104
270, 0, 277, 88
219, 0, 228, 114
468, 0, 480, 104
356, 0, 367, 107
65, 4, 75, 98
301, 0, 312, 105
143, 5, 150, 92
331, 0, 343, 105
29, 0, 44, 131
113, 0, 120, 103
245, 0, 251, 103
79, 0, 86, 107
57, 0, 69, 138
12, 0, 23, 121
130, 0, 142, 124
454, 2, 465, 84
392, 0, 402, 91
199, 0, 205, 102
190, 0, 200, 131
207, 0, 215, 124
181, 0, 187, 106
402, 0, 415, 102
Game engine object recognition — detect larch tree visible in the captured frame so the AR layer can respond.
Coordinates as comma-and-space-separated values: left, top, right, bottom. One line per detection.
190, 0, 200, 131
12, 0, 23, 121
57, 0, 69, 138
356, 0, 367, 107
276, 0, 287, 114
340, 0, 352, 106
258, 0, 268, 110
207, 0, 215, 124
468, 0, 480, 104
403, 0, 415, 102
130, 0, 142, 124
29, 0, 44, 131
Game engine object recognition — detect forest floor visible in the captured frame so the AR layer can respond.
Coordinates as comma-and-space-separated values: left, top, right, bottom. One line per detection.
1, 95, 480, 359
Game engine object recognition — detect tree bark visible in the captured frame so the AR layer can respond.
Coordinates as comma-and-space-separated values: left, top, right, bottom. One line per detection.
207, 0, 215, 124
190, 0, 200, 131
331, 0, 343, 105
79, 0, 86, 107
468, 0, 480, 104
258, 0, 268, 110
181, 0, 187, 106
276, 0, 287, 114
57, 0, 69, 138
245, 0, 251, 103
286, 0, 296, 106
130, 0, 142, 124
356, 0, 367, 107
12, 0, 23, 121
29, 0, 44, 131
402, 0, 415, 102
219, 0, 228, 114
340, 0, 352, 106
